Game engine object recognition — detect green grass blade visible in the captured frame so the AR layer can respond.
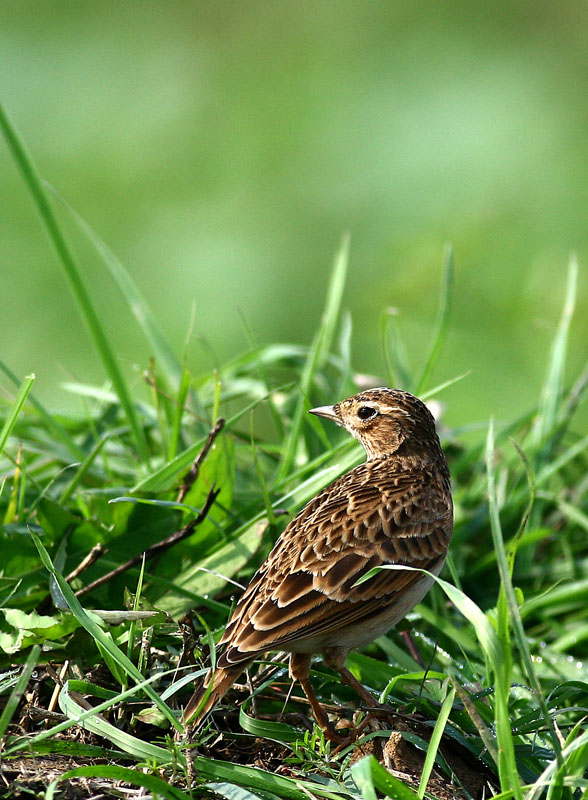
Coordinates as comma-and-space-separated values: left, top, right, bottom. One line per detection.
205, 784, 281, 800
536, 432, 588, 487
351, 754, 418, 800
415, 243, 454, 394
58, 433, 109, 504
45, 765, 193, 800
532, 255, 577, 447
0, 103, 149, 462
486, 423, 562, 771
317, 234, 350, 370
419, 370, 471, 402
133, 428, 219, 494
485, 423, 520, 794
350, 756, 378, 800
169, 365, 192, 459
192, 756, 350, 800
0, 373, 35, 458
46, 182, 183, 389
417, 683, 455, 799
250, 417, 279, 525
238, 705, 301, 743
552, 723, 588, 799
380, 670, 448, 703
277, 235, 349, 481
0, 644, 39, 740
355, 565, 504, 667
380, 307, 412, 389
0, 359, 83, 460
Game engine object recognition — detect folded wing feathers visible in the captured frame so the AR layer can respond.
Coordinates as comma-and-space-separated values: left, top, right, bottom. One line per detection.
215, 463, 451, 666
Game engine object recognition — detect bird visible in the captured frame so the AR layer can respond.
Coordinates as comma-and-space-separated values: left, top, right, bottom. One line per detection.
183, 387, 453, 740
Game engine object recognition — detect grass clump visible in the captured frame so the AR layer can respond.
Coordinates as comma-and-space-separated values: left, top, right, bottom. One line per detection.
1, 107, 588, 800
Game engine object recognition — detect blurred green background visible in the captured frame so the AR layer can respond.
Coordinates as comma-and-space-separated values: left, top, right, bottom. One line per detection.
1, 0, 586, 431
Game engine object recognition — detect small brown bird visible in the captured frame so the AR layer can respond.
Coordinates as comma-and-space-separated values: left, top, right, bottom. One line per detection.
184, 388, 453, 739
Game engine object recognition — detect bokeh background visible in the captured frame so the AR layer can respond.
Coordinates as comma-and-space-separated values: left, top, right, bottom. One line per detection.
1, 1, 587, 431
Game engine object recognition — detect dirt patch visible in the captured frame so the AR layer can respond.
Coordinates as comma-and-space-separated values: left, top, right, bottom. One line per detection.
0, 755, 105, 800
2, 670, 497, 799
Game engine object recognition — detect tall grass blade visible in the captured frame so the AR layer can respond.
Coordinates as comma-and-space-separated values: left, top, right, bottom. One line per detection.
355, 565, 503, 666
484, 422, 524, 798
0, 359, 83, 459
169, 365, 192, 459
58, 433, 109, 504
0, 103, 149, 462
0, 373, 35, 458
521, 258, 577, 571
486, 424, 562, 769
420, 370, 471, 402
536, 431, 588, 487
417, 683, 455, 799
380, 307, 412, 389
415, 243, 454, 394
532, 255, 577, 447
277, 235, 349, 480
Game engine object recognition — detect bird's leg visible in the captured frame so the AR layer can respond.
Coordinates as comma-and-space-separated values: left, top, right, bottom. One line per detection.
323, 646, 385, 708
289, 653, 342, 742
323, 646, 395, 755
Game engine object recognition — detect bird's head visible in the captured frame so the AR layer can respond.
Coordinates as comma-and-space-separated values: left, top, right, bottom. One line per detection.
309, 387, 440, 460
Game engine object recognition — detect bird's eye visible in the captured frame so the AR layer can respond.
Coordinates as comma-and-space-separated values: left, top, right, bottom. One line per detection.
357, 405, 377, 420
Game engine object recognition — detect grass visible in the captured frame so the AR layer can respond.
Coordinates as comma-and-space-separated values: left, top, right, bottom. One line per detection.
1, 108, 588, 800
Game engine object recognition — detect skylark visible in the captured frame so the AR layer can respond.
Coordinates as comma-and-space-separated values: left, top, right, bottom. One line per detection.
184, 387, 453, 739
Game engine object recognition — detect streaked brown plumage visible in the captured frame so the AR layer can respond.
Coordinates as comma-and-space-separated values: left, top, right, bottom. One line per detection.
184, 387, 453, 738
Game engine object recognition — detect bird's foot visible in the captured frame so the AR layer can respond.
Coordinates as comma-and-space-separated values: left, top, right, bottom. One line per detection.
329, 706, 394, 755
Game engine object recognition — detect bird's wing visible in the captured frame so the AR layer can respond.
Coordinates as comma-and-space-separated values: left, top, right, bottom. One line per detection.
217, 462, 452, 668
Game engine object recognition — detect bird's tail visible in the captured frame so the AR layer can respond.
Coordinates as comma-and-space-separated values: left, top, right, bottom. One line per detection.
183, 664, 245, 726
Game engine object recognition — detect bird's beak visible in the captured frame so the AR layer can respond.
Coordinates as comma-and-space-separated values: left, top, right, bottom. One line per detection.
309, 404, 340, 423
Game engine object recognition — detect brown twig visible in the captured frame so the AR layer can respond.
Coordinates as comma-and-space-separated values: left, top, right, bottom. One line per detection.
65, 543, 105, 582
75, 485, 220, 598
73, 418, 225, 599
177, 417, 225, 503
